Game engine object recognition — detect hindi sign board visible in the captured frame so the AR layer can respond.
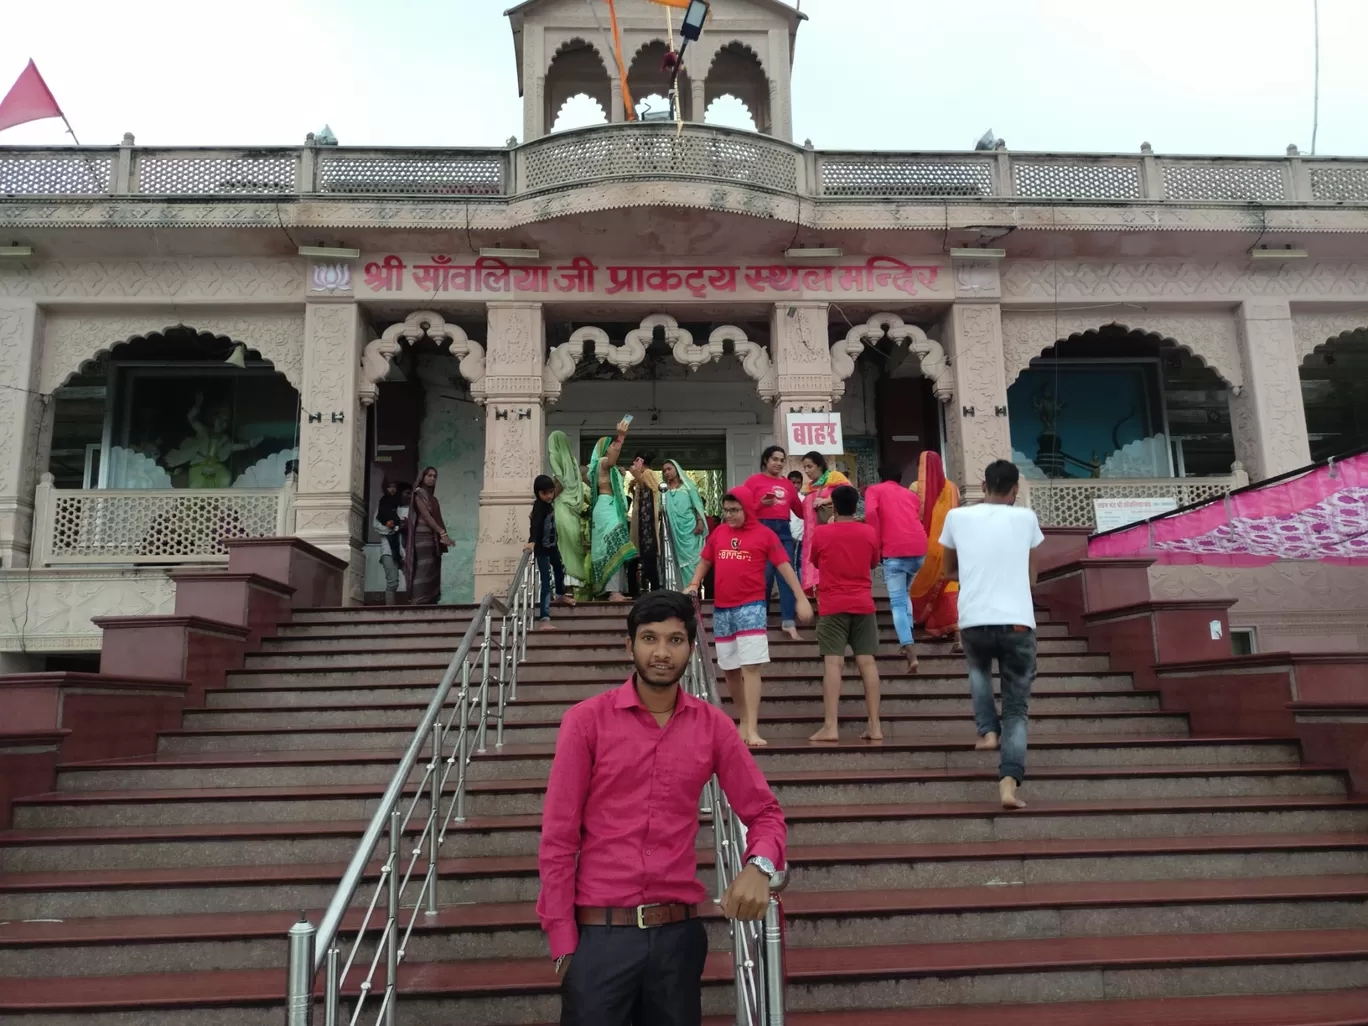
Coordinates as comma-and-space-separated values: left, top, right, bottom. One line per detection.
786, 413, 844, 455
1093, 496, 1179, 533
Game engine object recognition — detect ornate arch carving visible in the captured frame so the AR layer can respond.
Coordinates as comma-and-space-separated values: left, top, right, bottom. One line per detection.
1292, 312, 1368, 364
831, 313, 952, 403
542, 324, 648, 404
547, 35, 608, 75
1000, 310, 1244, 394
704, 39, 767, 78
41, 312, 306, 394
361, 310, 484, 406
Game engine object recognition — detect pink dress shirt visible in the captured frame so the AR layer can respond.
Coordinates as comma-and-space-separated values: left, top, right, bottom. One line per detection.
536, 677, 787, 958
862, 480, 929, 559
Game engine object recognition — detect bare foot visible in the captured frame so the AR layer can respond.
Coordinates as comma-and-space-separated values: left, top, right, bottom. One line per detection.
808, 726, 840, 743
860, 724, 884, 742
743, 734, 769, 748
783, 626, 802, 642
999, 777, 1027, 810
975, 732, 999, 751
608, 593, 630, 603
537, 622, 559, 632
901, 645, 918, 674
553, 595, 576, 607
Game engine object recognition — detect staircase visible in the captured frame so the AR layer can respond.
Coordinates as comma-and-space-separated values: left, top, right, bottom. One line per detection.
2, 598, 1368, 1024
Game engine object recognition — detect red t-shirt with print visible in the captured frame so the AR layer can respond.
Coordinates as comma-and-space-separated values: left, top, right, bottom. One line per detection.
702, 522, 788, 608
808, 521, 880, 615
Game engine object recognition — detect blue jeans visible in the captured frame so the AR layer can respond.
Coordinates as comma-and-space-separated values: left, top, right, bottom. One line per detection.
760, 518, 797, 627
881, 555, 925, 648
535, 548, 566, 620
961, 626, 1038, 784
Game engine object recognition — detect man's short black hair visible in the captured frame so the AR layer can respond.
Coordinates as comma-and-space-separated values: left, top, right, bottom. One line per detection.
984, 459, 1021, 496
627, 590, 697, 644
533, 474, 555, 495
878, 463, 903, 484
787, 470, 804, 484
831, 484, 860, 516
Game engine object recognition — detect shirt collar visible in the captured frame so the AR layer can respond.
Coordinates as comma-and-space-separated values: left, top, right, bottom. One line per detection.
615, 674, 701, 712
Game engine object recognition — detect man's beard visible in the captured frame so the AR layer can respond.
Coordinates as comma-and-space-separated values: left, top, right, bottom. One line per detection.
635, 659, 688, 690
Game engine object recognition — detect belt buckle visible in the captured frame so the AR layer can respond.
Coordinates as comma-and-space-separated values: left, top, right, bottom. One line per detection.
635, 903, 662, 929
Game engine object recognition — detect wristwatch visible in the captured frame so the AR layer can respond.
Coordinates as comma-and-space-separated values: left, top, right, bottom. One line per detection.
746, 855, 776, 878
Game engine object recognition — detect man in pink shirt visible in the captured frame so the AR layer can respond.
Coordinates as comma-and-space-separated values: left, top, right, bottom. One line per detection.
863, 463, 929, 673
537, 590, 786, 1025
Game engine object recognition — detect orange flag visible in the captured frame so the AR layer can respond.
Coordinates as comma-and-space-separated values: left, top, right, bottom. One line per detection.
0, 60, 64, 135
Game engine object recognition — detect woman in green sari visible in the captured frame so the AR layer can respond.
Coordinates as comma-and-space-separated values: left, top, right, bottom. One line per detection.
660, 459, 706, 587
547, 431, 589, 588
589, 423, 636, 601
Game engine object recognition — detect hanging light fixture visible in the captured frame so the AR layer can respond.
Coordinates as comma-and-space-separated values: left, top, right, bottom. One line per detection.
680, 0, 710, 41
224, 343, 248, 369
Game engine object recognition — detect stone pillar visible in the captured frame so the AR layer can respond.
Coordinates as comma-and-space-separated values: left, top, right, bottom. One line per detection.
766, 27, 793, 141
1230, 299, 1313, 481
0, 301, 47, 567
610, 80, 625, 123
295, 302, 368, 603
769, 301, 833, 444
944, 301, 1012, 501
474, 302, 547, 598
691, 79, 707, 123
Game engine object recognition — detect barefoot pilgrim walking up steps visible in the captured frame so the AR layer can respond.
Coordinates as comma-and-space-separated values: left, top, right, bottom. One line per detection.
806, 485, 884, 744
684, 486, 813, 747
941, 459, 1045, 810
864, 463, 930, 674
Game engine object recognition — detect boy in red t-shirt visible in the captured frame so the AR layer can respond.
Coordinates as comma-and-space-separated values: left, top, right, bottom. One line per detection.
806, 485, 883, 743
685, 487, 812, 747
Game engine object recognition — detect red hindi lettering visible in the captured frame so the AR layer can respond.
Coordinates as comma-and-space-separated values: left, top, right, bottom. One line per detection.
363, 254, 406, 292
606, 266, 645, 294
411, 255, 455, 293
554, 256, 596, 293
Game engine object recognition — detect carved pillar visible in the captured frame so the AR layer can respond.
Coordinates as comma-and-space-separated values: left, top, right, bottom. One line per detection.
945, 302, 1012, 501
767, 28, 792, 141
295, 303, 368, 603
769, 302, 832, 444
691, 79, 707, 123
0, 301, 46, 567
1230, 299, 1312, 482
610, 79, 625, 123
475, 302, 547, 597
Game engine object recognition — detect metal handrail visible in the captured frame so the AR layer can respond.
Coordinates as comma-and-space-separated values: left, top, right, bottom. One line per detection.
286, 550, 538, 1025
659, 508, 787, 1025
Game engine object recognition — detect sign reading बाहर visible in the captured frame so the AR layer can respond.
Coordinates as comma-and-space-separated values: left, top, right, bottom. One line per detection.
1092, 496, 1179, 533
786, 412, 844, 455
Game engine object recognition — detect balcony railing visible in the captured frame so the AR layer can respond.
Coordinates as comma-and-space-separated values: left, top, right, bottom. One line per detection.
1020, 470, 1249, 531
31, 474, 295, 566
3, 124, 1367, 204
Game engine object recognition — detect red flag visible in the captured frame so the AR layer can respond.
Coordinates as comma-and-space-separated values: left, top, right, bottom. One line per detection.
0, 60, 64, 134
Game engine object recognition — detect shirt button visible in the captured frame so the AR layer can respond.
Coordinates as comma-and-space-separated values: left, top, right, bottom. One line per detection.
645, 849, 652, 855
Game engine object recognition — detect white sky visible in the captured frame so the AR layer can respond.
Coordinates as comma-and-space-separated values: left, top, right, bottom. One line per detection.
1, 0, 1364, 156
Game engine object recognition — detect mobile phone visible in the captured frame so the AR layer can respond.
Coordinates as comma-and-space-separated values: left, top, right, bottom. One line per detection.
622, 414, 634, 425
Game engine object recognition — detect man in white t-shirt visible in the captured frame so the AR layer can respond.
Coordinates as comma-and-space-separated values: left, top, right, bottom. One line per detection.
939, 460, 1045, 811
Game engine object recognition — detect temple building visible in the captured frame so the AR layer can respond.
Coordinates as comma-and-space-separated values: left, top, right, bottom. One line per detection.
2, 0, 1367, 663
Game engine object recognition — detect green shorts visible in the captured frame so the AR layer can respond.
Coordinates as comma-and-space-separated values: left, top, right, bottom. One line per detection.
816, 612, 879, 657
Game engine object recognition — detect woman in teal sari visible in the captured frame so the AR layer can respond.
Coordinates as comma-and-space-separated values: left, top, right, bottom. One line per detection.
547, 431, 589, 589
589, 424, 636, 601
660, 459, 706, 588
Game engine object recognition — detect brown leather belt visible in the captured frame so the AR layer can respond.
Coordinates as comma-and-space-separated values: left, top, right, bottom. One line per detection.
576, 903, 698, 929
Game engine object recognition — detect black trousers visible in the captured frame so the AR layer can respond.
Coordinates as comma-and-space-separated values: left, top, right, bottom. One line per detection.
627, 553, 661, 597
560, 919, 708, 1026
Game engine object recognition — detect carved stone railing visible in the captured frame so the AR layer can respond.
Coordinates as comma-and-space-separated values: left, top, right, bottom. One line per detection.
31, 475, 294, 565
3, 126, 1366, 204
1021, 472, 1247, 531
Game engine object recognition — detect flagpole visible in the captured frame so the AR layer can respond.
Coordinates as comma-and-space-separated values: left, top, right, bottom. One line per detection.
59, 113, 107, 193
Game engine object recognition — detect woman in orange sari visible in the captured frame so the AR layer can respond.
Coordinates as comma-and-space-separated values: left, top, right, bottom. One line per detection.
908, 451, 960, 646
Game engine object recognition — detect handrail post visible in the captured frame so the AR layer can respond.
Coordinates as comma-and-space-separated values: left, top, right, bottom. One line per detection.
455, 660, 470, 822
496, 617, 509, 749
385, 808, 400, 1026
763, 897, 786, 1025
286, 915, 316, 1026
426, 718, 442, 916
324, 945, 340, 1026
477, 614, 492, 753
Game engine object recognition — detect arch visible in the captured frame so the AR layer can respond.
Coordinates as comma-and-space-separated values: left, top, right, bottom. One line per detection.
546, 37, 611, 132
547, 35, 608, 75
673, 322, 776, 400
1292, 313, 1368, 365
831, 313, 951, 403
628, 38, 693, 120
1000, 311, 1244, 394
361, 310, 485, 406
542, 324, 648, 404
42, 313, 305, 394
703, 95, 757, 132
1296, 322, 1368, 462
704, 41, 770, 135
552, 93, 608, 132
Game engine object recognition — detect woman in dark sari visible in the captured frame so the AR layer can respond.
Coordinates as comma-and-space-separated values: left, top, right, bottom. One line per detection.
405, 466, 452, 605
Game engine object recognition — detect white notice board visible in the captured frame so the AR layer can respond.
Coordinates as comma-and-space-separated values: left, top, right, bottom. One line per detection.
1093, 496, 1179, 533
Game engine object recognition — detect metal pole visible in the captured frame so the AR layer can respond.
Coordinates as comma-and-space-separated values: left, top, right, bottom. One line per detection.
455, 661, 469, 823
426, 718, 442, 916
324, 945, 340, 1026
385, 809, 400, 1026
763, 898, 786, 1026
496, 618, 509, 749
477, 615, 492, 753
286, 915, 316, 1026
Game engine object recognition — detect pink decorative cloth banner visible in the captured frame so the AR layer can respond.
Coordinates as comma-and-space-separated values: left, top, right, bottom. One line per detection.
1089, 452, 1368, 567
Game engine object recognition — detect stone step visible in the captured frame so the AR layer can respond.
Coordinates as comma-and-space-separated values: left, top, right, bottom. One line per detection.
184, 691, 1163, 730
4, 876, 1366, 979
4, 930, 1366, 1024
12, 764, 1345, 833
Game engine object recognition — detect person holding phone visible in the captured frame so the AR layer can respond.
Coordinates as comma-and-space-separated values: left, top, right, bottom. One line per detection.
589, 418, 636, 602
742, 446, 807, 641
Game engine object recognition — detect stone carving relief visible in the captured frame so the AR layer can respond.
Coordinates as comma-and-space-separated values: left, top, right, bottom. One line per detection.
0, 305, 40, 500
1000, 260, 1368, 302
951, 304, 1011, 485
542, 325, 647, 403
1000, 310, 1244, 392
0, 258, 306, 300
310, 263, 352, 294
954, 261, 1001, 299
41, 311, 306, 393
831, 313, 952, 403
1291, 312, 1368, 364
301, 305, 360, 495
0, 569, 175, 651
671, 320, 777, 401
1234, 301, 1311, 480
360, 310, 485, 405
485, 302, 542, 377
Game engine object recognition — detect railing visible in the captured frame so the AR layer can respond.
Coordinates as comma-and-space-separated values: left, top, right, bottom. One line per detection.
30, 474, 293, 565
4, 125, 1368, 204
1020, 469, 1250, 530
659, 511, 788, 1025
285, 551, 538, 1026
